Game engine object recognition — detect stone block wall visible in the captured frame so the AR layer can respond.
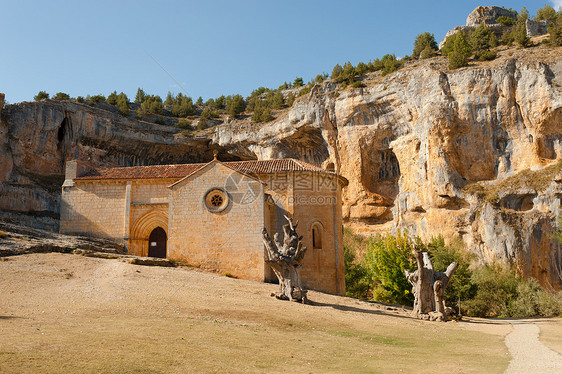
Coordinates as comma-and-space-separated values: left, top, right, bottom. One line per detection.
60, 181, 127, 241
168, 162, 266, 281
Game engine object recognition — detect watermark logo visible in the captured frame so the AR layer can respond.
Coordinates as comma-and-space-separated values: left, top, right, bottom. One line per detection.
224, 172, 260, 205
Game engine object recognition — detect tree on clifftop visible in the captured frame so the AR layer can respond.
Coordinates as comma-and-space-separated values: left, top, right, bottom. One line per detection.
228, 94, 246, 118
34, 91, 49, 101
412, 32, 438, 59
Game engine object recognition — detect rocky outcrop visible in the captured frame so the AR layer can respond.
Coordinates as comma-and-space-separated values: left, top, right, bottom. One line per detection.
1, 45, 562, 289
466, 6, 516, 27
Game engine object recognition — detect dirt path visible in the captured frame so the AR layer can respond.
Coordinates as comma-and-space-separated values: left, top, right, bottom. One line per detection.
505, 321, 562, 373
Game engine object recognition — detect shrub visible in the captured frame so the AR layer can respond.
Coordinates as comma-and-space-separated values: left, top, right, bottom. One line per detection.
107, 91, 118, 105
175, 120, 191, 129
380, 54, 402, 76
352, 81, 366, 88
547, 14, 562, 46
34, 91, 49, 101
497, 15, 516, 26
228, 94, 246, 118
343, 228, 371, 299
76, 96, 85, 103
363, 231, 419, 305
464, 265, 519, 317
53, 92, 70, 101
412, 32, 438, 59
477, 50, 497, 61
200, 106, 219, 119
447, 31, 471, 69
427, 236, 476, 314
117, 94, 129, 116
154, 118, 167, 126
134, 88, 146, 104
89, 94, 106, 104
469, 25, 497, 60
298, 85, 312, 97
293, 77, 304, 87
197, 119, 208, 130
252, 104, 274, 123
286, 92, 295, 107
419, 45, 436, 59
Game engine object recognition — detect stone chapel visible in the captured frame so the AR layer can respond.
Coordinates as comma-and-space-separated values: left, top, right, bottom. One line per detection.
60, 158, 347, 295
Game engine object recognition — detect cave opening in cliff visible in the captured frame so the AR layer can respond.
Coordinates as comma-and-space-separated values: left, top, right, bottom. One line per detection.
57, 117, 69, 142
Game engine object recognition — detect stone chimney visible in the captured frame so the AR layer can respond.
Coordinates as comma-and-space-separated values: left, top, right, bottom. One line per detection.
62, 160, 88, 187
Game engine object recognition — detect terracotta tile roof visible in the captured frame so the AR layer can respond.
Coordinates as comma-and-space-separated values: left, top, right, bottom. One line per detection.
76, 159, 340, 181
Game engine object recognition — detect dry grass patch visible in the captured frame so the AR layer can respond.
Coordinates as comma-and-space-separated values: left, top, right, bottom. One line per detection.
0, 253, 511, 373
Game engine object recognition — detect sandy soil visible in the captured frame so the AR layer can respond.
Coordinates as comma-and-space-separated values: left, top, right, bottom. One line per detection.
0, 253, 554, 373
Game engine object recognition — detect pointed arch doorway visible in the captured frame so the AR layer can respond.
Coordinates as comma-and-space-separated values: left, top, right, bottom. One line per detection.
148, 227, 167, 258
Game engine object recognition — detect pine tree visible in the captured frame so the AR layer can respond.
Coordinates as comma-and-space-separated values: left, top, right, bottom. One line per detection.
412, 32, 438, 59
107, 91, 118, 105
228, 94, 246, 118
34, 91, 49, 101
135, 88, 146, 104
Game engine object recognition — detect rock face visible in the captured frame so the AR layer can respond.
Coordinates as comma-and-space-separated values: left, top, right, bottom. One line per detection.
1, 46, 562, 289
466, 6, 516, 27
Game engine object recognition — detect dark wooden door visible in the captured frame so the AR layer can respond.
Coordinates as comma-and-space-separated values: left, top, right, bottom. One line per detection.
148, 227, 167, 258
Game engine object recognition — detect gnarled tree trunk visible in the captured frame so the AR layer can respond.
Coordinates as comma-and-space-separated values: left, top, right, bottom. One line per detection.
405, 251, 458, 321
262, 216, 308, 303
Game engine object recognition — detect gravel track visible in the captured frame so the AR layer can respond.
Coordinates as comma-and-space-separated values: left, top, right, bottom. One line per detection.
505, 321, 562, 373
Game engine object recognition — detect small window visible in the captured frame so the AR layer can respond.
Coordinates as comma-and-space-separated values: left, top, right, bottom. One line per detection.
312, 225, 322, 249
204, 188, 229, 213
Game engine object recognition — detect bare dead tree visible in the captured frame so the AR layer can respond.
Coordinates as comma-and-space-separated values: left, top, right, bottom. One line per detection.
405, 251, 458, 321
262, 215, 308, 303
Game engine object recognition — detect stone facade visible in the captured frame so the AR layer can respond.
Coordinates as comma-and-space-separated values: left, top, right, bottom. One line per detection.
60, 158, 347, 295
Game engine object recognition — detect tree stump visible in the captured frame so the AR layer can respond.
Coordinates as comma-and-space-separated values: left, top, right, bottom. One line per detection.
405, 251, 458, 321
262, 216, 308, 303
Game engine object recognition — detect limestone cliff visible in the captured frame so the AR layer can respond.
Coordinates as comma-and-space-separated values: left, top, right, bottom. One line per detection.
1, 45, 561, 289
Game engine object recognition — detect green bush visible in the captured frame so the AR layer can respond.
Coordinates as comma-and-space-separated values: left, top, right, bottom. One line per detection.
88, 94, 106, 104
34, 91, 49, 101
547, 14, 562, 46
228, 94, 246, 118
427, 236, 476, 314
343, 228, 371, 299
197, 119, 208, 130
252, 102, 274, 123
53, 92, 70, 101
107, 91, 118, 105
175, 120, 191, 129
380, 54, 402, 76
352, 81, 366, 88
447, 31, 471, 69
463, 265, 519, 317
293, 77, 304, 87
497, 15, 516, 26
363, 231, 419, 305
412, 32, 438, 60
298, 85, 312, 97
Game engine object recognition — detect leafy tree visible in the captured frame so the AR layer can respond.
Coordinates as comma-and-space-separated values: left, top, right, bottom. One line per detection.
175, 120, 191, 129
252, 102, 274, 123
197, 118, 208, 130
293, 77, 304, 87
286, 92, 295, 107
469, 25, 498, 61
271, 91, 285, 109
53, 92, 70, 101
363, 231, 419, 305
107, 91, 118, 105
89, 94, 106, 104
215, 95, 226, 109
164, 92, 174, 106
331, 64, 343, 80
412, 32, 438, 59
228, 94, 246, 118
134, 88, 146, 104
116, 93, 129, 116
171, 95, 195, 117
200, 106, 218, 119
447, 31, 472, 69
497, 15, 516, 26
535, 4, 557, 21
427, 236, 476, 314
34, 91, 49, 101
380, 54, 402, 76
547, 14, 562, 46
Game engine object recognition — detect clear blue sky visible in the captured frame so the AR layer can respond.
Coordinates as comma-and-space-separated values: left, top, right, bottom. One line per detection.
0, 1, 552, 104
